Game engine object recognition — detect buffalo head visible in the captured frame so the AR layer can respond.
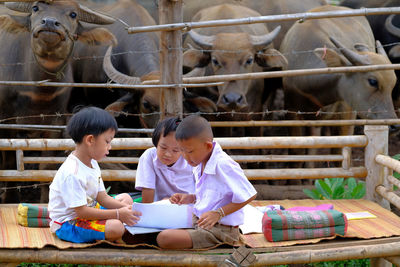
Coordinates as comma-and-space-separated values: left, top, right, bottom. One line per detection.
0, 0, 116, 74
183, 26, 287, 112
314, 37, 397, 120
102, 46, 217, 128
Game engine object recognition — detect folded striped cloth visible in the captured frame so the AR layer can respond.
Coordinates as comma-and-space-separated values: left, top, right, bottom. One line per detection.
17, 203, 50, 227
262, 209, 347, 242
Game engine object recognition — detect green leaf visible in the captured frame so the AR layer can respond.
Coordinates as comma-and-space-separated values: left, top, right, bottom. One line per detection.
346, 178, 357, 192
392, 154, 400, 161
352, 183, 366, 199
324, 178, 332, 188
332, 186, 345, 199
303, 189, 323, 200
331, 178, 344, 194
315, 180, 332, 199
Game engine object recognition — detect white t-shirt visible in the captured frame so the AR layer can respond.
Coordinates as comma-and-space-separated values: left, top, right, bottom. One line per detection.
135, 147, 195, 201
48, 153, 106, 232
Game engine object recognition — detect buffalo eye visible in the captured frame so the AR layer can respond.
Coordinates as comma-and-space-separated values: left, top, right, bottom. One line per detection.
32, 5, 39, 12
368, 78, 378, 89
245, 57, 254, 66
211, 57, 220, 67
142, 101, 153, 111
70, 12, 77, 19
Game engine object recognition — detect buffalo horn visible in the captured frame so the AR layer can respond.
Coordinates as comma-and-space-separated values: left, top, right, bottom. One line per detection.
385, 14, 400, 39
5, 2, 33, 13
188, 30, 215, 50
250, 25, 281, 51
78, 4, 115, 25
103, 46, 141, 88
330, 37, 370, 66
376, 40, 389, 59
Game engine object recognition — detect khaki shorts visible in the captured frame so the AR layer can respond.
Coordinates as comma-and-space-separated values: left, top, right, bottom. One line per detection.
187, 215, 240, 249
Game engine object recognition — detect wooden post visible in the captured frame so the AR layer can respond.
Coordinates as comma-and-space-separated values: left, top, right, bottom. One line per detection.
158, 0, 183, 120
365, 125, 390, 210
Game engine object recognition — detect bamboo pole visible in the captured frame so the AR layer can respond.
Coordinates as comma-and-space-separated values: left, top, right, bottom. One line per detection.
244, 167, 366, 180
1, 239, 400, 266
342, 147, 351, 170
0, 124, 154, 134
23, 156, 141, 164
376, 185, 400, 210
3, 119, 400, 133
127, 7, 400, 33
0, 167, 366, 182
0, 136, 367, 151
158, 0, 183, 119
376, 154, 400, 174
0, 80, 223, 89
209, 119, 400, 127
387, 175, 400, 189
144, 64, 400, 84
365, 126, 390, 209
22, 154, 343, 165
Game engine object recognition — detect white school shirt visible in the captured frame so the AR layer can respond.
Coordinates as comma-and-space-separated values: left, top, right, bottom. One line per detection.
135, 147, 195, 201
193, 142, 257, 226
48, 153, 106, 232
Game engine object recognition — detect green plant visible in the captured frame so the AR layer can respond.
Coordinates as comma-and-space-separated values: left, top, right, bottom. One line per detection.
303, 178, 365, 200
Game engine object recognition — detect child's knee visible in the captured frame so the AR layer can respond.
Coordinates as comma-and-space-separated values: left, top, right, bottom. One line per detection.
105, 219, 125, 241
156, 230, 172, 248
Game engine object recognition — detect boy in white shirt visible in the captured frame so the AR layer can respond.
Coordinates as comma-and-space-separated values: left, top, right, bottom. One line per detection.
48, 107, 141, 243
157, 115, 257, 249
135, 117, 195, 203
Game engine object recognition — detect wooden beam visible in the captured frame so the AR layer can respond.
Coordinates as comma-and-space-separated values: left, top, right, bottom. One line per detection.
158, 0, 183, 119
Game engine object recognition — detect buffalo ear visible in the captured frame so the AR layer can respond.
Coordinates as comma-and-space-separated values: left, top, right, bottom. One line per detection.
183, 48, 210, 69
77, 25, 117, 46
255, 48, 287, 70
0, 14, 29, 33
314, 47, 349, 67
389, 45, 400, 59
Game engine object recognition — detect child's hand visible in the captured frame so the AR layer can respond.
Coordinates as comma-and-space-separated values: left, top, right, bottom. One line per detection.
118, 206, 141, 226
170, 193, 195, 205
197, 211, 220, 230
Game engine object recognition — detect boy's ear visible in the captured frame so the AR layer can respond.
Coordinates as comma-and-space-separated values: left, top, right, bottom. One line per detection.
205, 140, 213, 151
83, 134, 95, 145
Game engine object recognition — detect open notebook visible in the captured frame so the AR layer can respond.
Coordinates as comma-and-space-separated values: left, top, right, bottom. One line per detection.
125, 199, 194, 235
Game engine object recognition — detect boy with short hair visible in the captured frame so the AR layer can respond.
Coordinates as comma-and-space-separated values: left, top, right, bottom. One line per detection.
156, 115, 257, 249
48, 107, 141, 243
135, 117, 195, 203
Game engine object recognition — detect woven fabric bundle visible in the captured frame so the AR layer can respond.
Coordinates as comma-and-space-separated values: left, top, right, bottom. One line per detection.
262, 209, 347, 242
17, 203, 50, 227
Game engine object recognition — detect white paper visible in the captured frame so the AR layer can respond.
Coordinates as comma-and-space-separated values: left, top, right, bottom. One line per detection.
131, 200, 194, 229
239, 205, 264, 234
125, 225, 163, 235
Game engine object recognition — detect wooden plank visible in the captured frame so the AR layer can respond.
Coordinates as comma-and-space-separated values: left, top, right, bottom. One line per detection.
365, 126, 390, 209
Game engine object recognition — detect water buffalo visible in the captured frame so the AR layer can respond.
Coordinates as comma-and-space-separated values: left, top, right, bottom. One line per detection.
137, 0, 327, 48
0, 1, 115, 127
341, 0, 400, 109
280, 5, 397, 134
0, 0, 116, 202
182, 4, 287, 126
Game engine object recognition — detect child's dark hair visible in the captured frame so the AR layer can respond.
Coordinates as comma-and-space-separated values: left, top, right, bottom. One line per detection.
176, 115, 213, 141
67, 107, 118, 143
152, 117, 181, 147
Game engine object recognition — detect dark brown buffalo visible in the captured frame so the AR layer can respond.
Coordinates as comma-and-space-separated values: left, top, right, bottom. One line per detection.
341, 0, 400, 109
0, 0, 116, 202
280, 5, 397, 134
182, 4, 287, 126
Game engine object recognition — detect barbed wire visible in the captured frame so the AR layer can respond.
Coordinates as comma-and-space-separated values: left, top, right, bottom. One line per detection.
0, 182, 51, 193
1, 108, 400, 125
1, 41, 400, 68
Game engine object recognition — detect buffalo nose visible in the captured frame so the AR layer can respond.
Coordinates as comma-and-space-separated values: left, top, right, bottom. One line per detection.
221, 92, 245, 106
41, 18, 60, 28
